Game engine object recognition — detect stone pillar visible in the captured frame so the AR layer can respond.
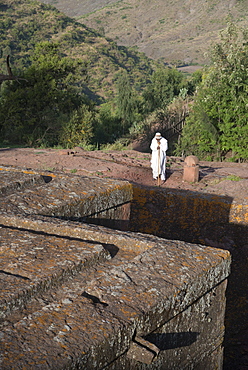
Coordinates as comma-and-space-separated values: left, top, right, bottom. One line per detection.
183, 155, 199, 182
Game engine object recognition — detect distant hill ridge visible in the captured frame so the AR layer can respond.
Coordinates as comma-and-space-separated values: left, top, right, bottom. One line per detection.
0, 0, 162, 101
39, 0, 248, 65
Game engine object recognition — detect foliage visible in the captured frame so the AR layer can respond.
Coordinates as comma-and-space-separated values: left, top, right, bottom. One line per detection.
177, 23, 248, 161
59, 104, 95, 148
0, 41, 88, 146
94, 103, 121, 147
0, 0, 158, 102
3, 0, 244, 159
142, 67, 186, 113
184, 68, 203, 95
115, 70, 140, 132
101, 137, 131, 151
226, 175, 241, 181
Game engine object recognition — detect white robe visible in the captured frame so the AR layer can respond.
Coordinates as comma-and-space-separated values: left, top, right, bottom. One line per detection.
150, 137, 168, 180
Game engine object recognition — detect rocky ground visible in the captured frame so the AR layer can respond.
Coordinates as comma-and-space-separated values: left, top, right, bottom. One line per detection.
0, 146, 247, 199
0, 146, 247, 369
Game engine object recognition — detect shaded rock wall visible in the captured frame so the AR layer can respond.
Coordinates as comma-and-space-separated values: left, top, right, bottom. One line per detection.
130, 184, 248, 247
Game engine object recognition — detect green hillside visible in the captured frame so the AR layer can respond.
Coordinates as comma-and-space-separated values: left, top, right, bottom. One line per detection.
1, 0, 247, 162
40, 0, 248, 65
0, 0, 160, 101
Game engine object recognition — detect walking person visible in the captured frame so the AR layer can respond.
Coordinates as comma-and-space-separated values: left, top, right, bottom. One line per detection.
150, 132, 168, 185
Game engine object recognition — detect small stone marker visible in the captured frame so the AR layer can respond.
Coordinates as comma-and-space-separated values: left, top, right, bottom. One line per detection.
183, 155, 199, 183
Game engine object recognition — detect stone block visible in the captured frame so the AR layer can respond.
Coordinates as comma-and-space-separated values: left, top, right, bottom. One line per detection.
184, 155, 199, 167
0, 234, 230, 369
183, 164, 200, 182
0, 165, 132, 221
0, 166, 232, 369
130, 185, 248, 246
183, 155, 200, 182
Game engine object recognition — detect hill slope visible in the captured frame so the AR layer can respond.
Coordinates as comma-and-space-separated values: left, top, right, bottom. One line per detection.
39, 0, 248, 65
0, 0, 160, 101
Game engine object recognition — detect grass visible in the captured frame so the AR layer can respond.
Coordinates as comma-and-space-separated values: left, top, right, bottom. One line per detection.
226, 175, 241, 181
42, 166, 56, 172
0, 144, 24, 149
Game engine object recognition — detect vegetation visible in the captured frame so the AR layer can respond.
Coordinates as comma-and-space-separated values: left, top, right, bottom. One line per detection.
73, 0, 248, 65
0, 0, 157, 100
0, 0, 247, 162
142, 68, 186, 113
116, 70, 141, 133
0, 0, 159, 147
0, 41, 88, 146
176, 23, 248, 162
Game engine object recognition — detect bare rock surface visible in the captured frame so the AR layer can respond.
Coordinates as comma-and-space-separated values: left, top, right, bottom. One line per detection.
0, 147, 247, 369
0, 147, 247, 199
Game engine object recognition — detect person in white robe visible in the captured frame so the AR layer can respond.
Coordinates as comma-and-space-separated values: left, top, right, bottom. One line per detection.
150, 132, 168, 181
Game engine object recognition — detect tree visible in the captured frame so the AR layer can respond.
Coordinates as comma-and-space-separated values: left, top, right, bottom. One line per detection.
0, 41, 88, 146
142, 67, 185, 113
177, 23, 248, 161
59, 104, 95, 148
0, 55, 27, 86
94, 103, 121, 147
116, 70, 137, 133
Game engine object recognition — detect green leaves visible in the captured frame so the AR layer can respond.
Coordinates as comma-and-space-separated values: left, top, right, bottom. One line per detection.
59, 104, 95, 149
0, 41, 88, 147
178, 22, 248, 161
142, 67, 185, 113
116, 70, 139, 132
